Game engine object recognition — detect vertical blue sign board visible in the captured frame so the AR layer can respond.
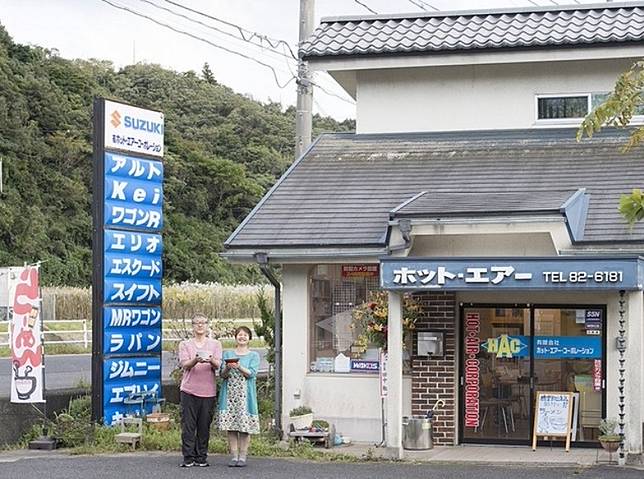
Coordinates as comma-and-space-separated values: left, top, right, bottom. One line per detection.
101, 141, 164, 423
93, 100, 165, 424
102, 152, 164, 424
103, 356, 162, 425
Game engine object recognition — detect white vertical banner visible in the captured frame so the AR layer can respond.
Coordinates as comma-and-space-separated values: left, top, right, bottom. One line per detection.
379, 350, 388, 398
9, 266, 44, 403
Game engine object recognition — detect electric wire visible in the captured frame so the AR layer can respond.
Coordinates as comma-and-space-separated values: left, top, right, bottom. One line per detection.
353, 0, 378, 15
161, 0, 297, 59
97, 0, 296, 89
138, 0, 296, 62
410, 0, 440, 11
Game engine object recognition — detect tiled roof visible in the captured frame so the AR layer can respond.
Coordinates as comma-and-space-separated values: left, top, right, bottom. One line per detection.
224, 128, 644, 250
391, 190, 579, 217
300, 2, 644, 59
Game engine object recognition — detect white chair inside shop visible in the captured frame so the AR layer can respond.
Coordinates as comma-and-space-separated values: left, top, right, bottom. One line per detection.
575, 375, 601, 441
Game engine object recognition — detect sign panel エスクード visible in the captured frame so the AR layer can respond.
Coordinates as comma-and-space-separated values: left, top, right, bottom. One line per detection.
93, 98, 164, 425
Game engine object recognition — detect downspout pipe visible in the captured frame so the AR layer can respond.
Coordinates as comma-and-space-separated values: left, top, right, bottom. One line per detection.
388, 218, 412, 254
255, 252, 282, 438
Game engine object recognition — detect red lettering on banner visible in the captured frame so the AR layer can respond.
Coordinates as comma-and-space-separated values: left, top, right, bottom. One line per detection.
12, 345, 43, 368
464, 313, 480, 428
13, 267, 39, 314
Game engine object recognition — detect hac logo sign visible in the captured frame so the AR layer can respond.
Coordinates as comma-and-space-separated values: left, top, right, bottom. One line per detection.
482, 334, 528, 358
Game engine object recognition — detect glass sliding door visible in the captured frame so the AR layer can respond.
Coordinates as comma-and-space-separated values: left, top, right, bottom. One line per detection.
461, 305, 605, 444
533, 307, 604, 442
462, 307, 531, 442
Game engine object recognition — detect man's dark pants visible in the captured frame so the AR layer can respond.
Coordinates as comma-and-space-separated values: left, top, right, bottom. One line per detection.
180, 391, 216, 463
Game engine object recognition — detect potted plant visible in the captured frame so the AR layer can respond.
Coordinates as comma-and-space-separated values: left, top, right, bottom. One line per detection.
289, 406, 313, 430
598, 418, 622, 452
351, 291, 421, 352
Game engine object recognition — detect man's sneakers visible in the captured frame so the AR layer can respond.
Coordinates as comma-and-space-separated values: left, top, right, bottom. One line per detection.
195, 461, 209, 468
179, 461, 195, 468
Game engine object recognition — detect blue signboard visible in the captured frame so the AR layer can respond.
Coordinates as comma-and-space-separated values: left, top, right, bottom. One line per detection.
351, 359, 380, 372
380, 257, 644, 291
103, 306, 162, 328
103, 356, 162, 425
534, 336, 602, 359
103, 278, 162, 305
104, 201, 163, 231
105, 152, 163, 181
104, 230, 163, 256
104, 253, 162, 279
103, 306, 162, 355
481, 335, 602, 359
103, 329, 162, 354
94, 100, 165, 425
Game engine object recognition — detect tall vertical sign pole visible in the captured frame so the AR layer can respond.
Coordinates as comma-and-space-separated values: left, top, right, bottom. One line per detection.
295, 0, 315, 158
92, 99, 106, 423
92, 98, 165, 425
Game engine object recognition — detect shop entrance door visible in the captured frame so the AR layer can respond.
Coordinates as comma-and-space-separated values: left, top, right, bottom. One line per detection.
460, 305, 605, 445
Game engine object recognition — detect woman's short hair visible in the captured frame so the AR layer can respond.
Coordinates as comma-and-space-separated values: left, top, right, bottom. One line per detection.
234, 325, 252, 340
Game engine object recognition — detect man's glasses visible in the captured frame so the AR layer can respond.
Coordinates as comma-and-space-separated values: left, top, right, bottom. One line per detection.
192, 321, 208, 326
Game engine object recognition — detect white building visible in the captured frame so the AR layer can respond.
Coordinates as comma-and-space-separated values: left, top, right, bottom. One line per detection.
224, 2, 644, 463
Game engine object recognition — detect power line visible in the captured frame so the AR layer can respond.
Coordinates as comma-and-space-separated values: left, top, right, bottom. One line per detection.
409, 0, 440, 12
138, 0, 296, 62
353, 0, 378, 15
311, 77, 356, 105
161, 0, 297, 59
97, 0, 296, 89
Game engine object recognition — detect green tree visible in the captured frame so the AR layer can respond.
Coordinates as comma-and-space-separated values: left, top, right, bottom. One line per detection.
0, 24, 355, 285
201, 62, 217, 85
577, 60, 644, 225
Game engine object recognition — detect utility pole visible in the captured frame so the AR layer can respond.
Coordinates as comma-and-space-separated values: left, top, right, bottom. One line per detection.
295, 0, 314, 158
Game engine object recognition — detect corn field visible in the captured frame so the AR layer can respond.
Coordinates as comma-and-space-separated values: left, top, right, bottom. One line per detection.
43, 283, 273, 322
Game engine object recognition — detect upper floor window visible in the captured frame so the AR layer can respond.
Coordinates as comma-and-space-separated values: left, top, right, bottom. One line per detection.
536, 93, 644, 125
536, 94, 590, 121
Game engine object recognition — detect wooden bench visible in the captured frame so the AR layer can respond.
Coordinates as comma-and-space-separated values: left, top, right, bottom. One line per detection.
288, 423, 336, 449
115, 417, 143, 450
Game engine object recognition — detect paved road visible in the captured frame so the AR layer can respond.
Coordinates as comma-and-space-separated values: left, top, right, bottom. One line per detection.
0, 349, 268, 395
0, 452, 642, 479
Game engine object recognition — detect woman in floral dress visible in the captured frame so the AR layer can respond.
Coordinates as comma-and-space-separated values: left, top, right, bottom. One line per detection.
218, 326, 260, 467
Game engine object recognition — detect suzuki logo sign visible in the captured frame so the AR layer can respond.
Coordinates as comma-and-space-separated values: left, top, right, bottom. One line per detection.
110, 110, 121, 128
104, 100, 164, 157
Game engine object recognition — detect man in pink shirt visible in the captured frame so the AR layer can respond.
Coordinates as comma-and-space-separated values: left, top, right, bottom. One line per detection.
178, 314, 222, 468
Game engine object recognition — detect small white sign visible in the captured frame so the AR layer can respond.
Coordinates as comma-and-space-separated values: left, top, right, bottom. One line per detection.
104, 100, 164, 157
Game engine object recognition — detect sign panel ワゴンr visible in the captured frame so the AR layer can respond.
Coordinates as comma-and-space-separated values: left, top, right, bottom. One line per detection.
104, 100, 164, 157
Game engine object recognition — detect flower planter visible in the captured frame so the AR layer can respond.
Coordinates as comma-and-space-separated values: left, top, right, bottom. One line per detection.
599, 439, 621, 453
290, 413, 313, 430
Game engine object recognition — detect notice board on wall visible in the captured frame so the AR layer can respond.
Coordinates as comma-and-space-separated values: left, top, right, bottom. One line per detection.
532, 391, 574, 451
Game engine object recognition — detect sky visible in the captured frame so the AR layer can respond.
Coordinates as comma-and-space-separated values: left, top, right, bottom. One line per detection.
0, 0, 619, 120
